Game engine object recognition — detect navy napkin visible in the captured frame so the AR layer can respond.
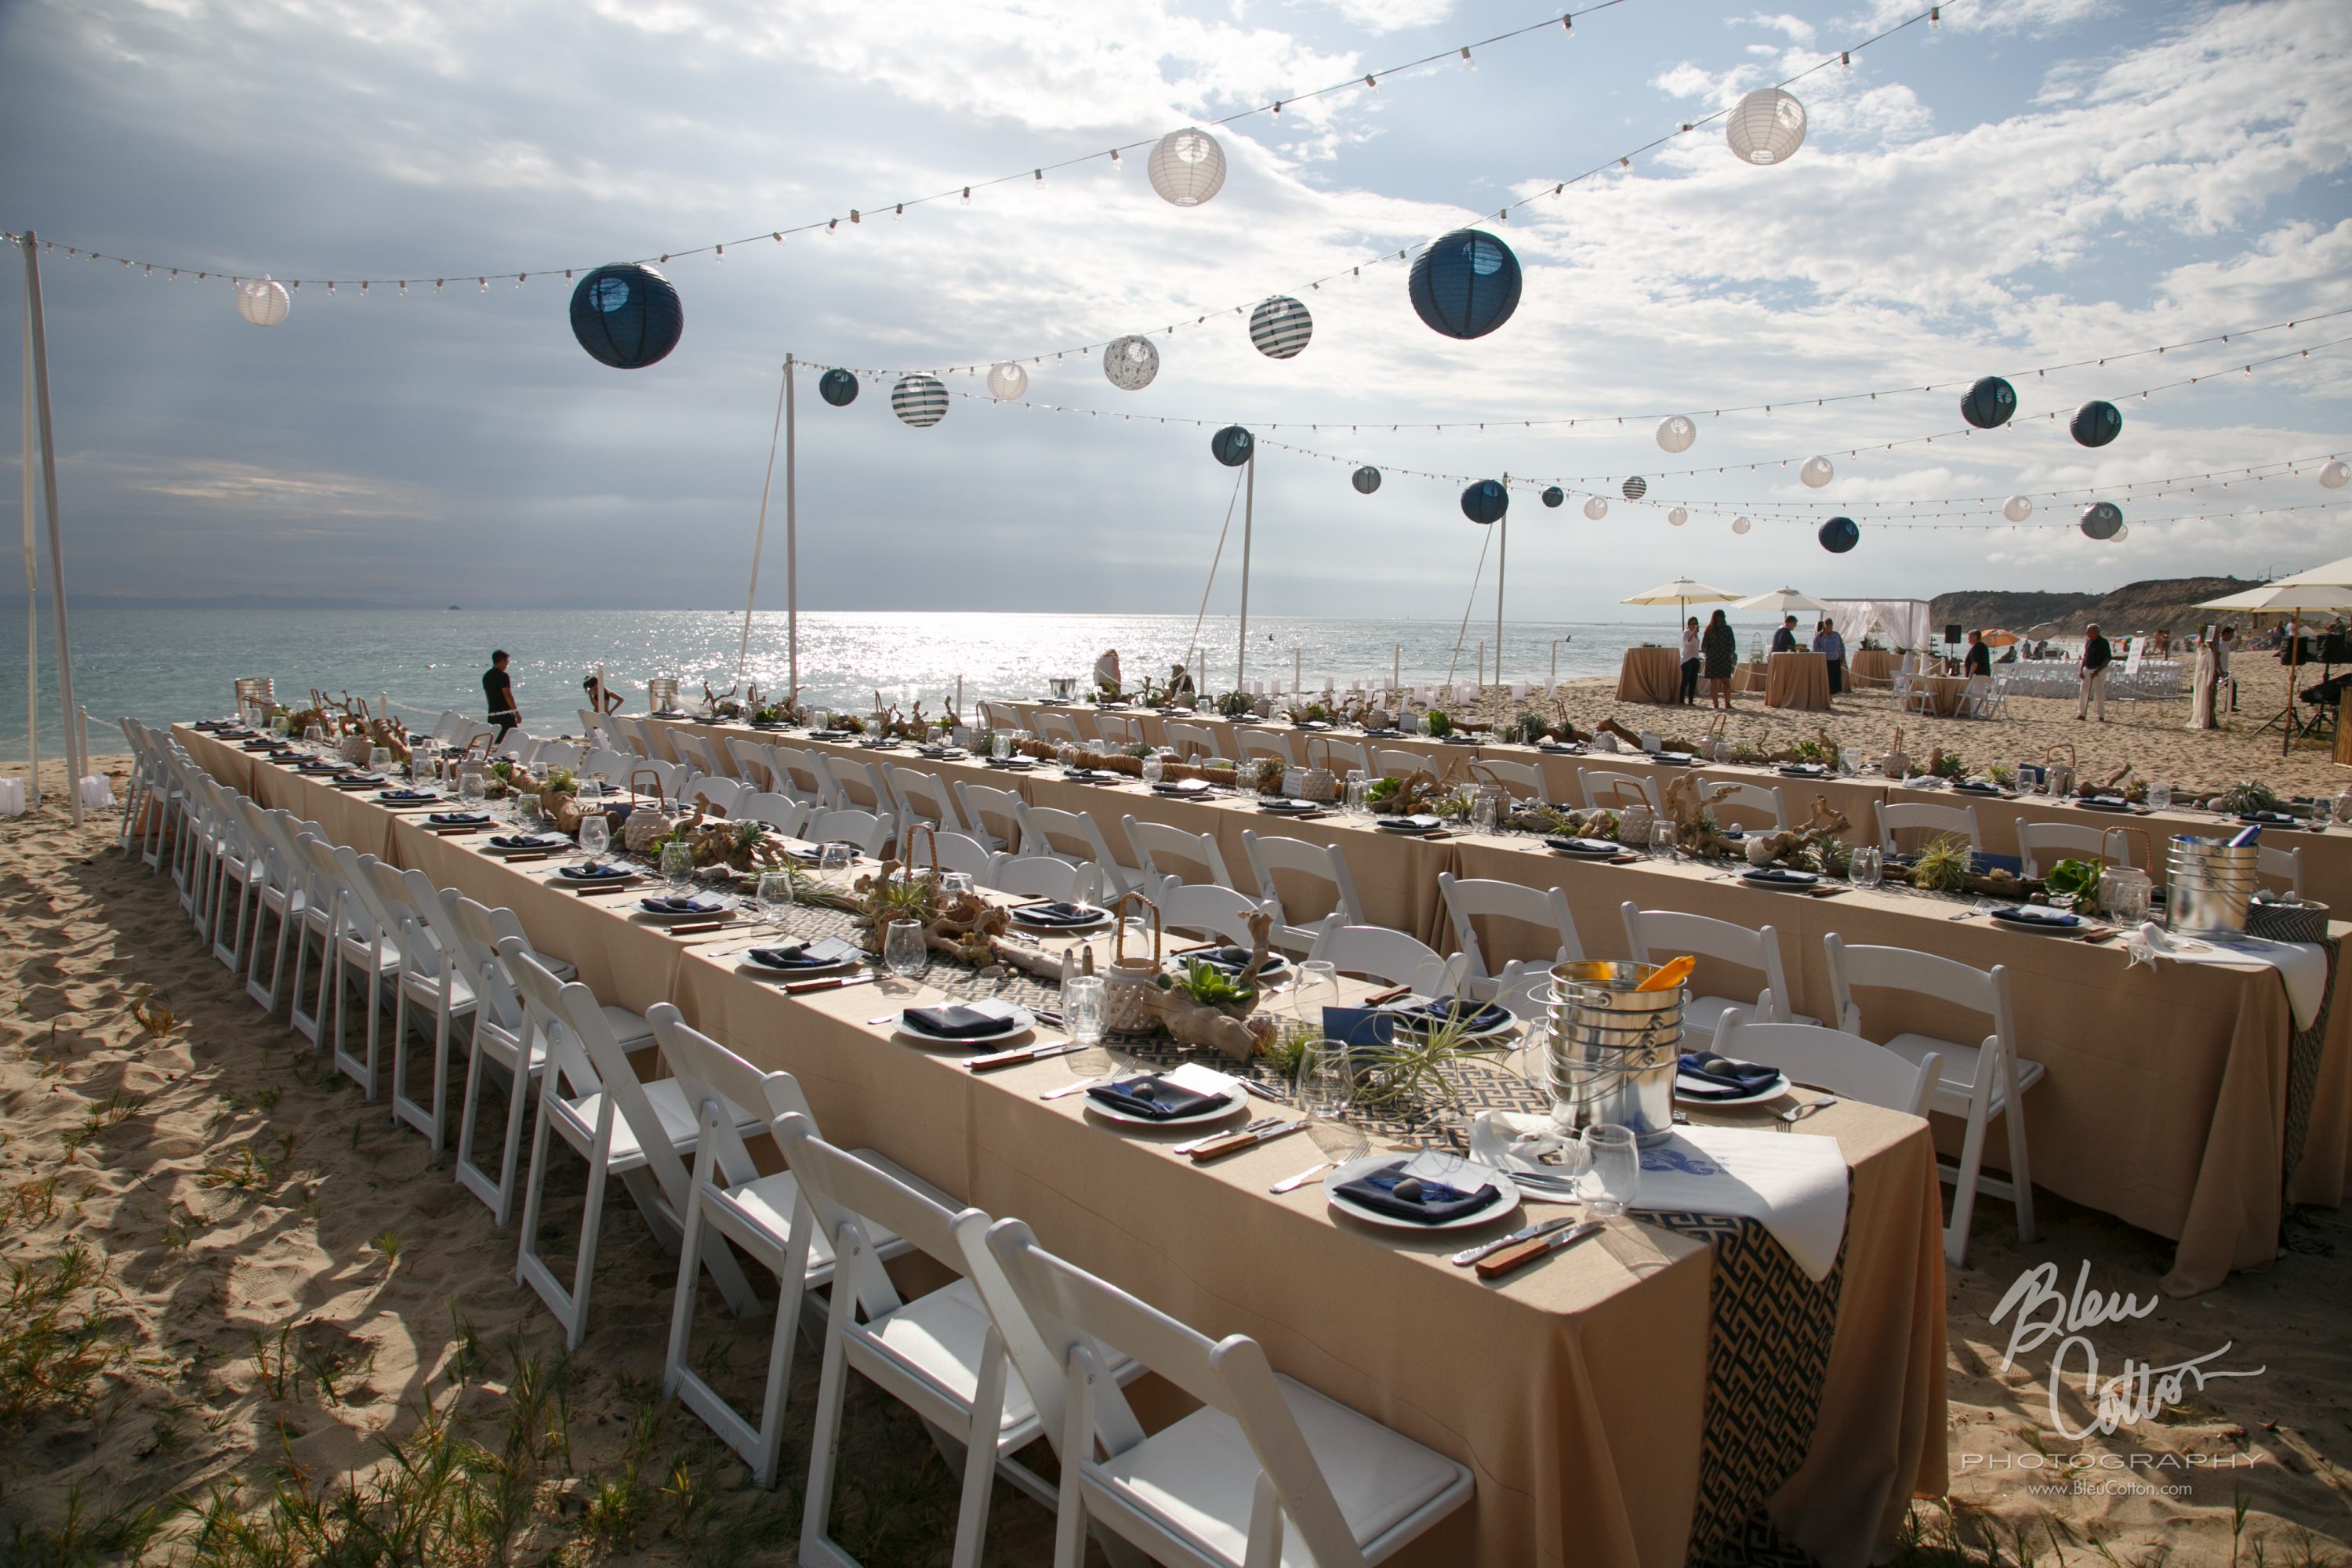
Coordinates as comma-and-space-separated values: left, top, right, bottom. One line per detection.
378, 789, 436, 803
1387, 996, 1510, 1035
1319, 1007, 1396, 1051
429, 811, 492, 826
1014, 902, 1102, 927
1381, 814, 1446, 832
903, 1004, 1016, 1039
1675, 1053, 1782, 1100
1084, 1073, 1225, 1120
1193, 946, 1286, 979
558, 862, 627, 880
640, 895, 724, 916
748, 937, 858, 971
1334, 1162, 1499, 1223
489, 833, 562, 850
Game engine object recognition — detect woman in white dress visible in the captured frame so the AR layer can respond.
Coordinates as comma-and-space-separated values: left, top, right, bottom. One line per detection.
2186, 637, 2216, 730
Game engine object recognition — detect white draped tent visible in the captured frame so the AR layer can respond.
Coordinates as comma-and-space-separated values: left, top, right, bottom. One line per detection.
1824, 598, 1933, 653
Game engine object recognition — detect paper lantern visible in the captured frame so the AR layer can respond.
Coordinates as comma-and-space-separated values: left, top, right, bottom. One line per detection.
985, 362, 1028, 400
2079, 501, 2123, 540
1461, 480, 1508, 524
235, 275, 290, 327
818, 368, 859, 407
1668, 506, 1688, 526
1583, 497, 1608, 521
1726, 88, 1807, 166
1732, 517, 1751, 535
2113, 524, 2130, 540
1148, 128, 1227, 207
1800, 456, 1834, 488
1352, 466, 1382, 495
891, 374, 948, 427
1210, 425, 1254, 467
1621, 476, 1648, 501
1541, 486, 1565, 508
1819, 516, 1859, 554
1247, 296, 1313, 359
1103, 335, 1160, 391
2321, 459, 2350, 489
2002, 495, 2032, 522
1408, 229, 1521, 340
1962, 375, 2016, 429
1656, 415, 1697, 453
2066, 399, 2122, 448
568, 263, 681, 369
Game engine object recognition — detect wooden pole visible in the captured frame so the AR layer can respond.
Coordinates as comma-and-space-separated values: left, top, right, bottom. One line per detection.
21, 234, 79, 823
1494, 489, 1507, 694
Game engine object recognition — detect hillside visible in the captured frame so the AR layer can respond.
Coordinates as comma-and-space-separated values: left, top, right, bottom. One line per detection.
1928, 576, 2267, 636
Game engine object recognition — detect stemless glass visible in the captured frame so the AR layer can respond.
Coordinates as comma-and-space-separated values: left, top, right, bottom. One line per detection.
578, 814, 611, 867
938, 871, 974, 899
369, 746, 390, 773
459, 775, 488, 813
303, 724, 325, 752
1839, 746, 1862, 776
514, 792, 540, 828
1648, 819, 1676, 859
2147, 780, 2174, 812
1140, 753, 1165, 787
1848, 845, 1883, 889
991, 732, 1014, 761
1583, 1124, 1639, 1220
1472, 791, 1500, 835
1289, 960, 1340, 1033
1300, 1038, 1352, 1119
1343, 772, 1369, 817
818, 842, 855, 875
885, 919, 927, 982
755, 870, 795, 930
1062, 975, 1105, 1046
661, 840, 696, 891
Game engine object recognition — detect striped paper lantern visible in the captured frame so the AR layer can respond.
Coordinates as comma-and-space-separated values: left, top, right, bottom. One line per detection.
1621, 475, 1648, 501
891, 374, 948, 427
1352, 466, 1382, 495
1247, 296, 1313, 359
818, 368, 859, 406
1103, 335, 1160, 391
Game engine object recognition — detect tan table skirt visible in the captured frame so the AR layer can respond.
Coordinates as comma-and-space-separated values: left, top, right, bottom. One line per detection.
1766, 652, 1831, 712
1849, 649, 1900, 688
1911, 674, 1970, 717
1616, 646, 1684, 703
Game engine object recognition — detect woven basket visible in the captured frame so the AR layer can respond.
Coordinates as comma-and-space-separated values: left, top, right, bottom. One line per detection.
2249, 898, 2329, 945
1102, 890, 1163, 1035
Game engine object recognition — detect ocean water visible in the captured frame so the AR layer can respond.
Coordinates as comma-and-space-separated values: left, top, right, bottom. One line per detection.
0, 605, 1780, 760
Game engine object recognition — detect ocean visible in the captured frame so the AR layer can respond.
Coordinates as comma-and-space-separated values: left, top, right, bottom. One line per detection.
0, 606, 1783, 760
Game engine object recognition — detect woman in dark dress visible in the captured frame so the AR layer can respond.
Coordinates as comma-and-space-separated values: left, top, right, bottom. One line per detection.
1700, 610, 1738, 710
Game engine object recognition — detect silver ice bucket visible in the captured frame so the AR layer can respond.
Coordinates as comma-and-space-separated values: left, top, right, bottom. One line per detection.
2166, 836, 2256, 935
1541, 960, 1685, 1147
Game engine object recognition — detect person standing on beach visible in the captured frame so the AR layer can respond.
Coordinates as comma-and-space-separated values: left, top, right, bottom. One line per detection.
1701, 609, 1738, 710
484, 651, 521, 741
582, 671, 622, 716
1679, 616, 1702, 704
1963, 630, 1992, 679
2076, 625, 2113, 722
2216, 625, 2236, 713
1769, 615, 1799, 654
1813, 618, 1846, 696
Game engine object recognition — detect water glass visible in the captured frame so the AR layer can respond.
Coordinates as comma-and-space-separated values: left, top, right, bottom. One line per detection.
514, 792, 540, 826
1849, 845, 1883, 888
1583, 1124, 1640, 1219
1839, 746, 1862, 776
755, 870, 794, 929
818, 842, 855, 875
1648, 819, 1676, 858
1062, 975, 1105, 1047
1472, 792, 1500, 834
1140, 753, 1165, 787
661, 840, 696, 890
1343, 772, 1370, 816
459, 773, 487, 809
2147, 780, 2173, 812
991, 732, 1013, 760
885, 919, 927, 981
578, 814, 611, 865
1300, 1038, 1352, 1120
938, 871, 974, 898
303, 724, 325, 751
1289, 960, 1340, 1031
369, 746, 390, 772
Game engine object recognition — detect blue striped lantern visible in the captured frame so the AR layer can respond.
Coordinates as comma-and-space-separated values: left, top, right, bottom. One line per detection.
1352, 466, 1381, 495
1409, 229, 1522, 340
1247, 296, 1313, 360
2071, 400, 2122, 448
1461, 480, 1508, 524
1961, 375, 2016, 429
891, 374, 948, 428
1621, 475, 1648, 501
1818, 516, 1860, 553
818, 368, 859, 407
568, 263, 682, 369
1210, 426, 1254, 466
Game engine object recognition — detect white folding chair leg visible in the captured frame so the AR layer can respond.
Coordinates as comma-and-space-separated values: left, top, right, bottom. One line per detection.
454, 1039, 539, 1228
662, 1184, 811, 1489
515, 1094, 612, 1349
390, 979, 465, 1150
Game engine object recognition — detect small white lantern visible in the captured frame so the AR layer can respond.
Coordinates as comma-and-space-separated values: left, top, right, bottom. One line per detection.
2002, 495, 2033, 521
2113, 523, 2130, 540
1732, 516, 1752, 534
985, 361, 1028, 400
2321, 459, 2350, 489
236, 275, 291, 326
1621, 475, 1648, 501
1103, 335, 1160, 390
1800, 456, 1835, 488
1148, 128, 1227, 208
1583, 496, 1609, 520
1656, 415, 1697, 454
1668, 506, 1688, 526
1726, 88, 1807, 166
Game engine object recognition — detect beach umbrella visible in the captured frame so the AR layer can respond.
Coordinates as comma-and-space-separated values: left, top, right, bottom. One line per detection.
2197, 581, 2352, 756
1733, 586, 1837, 617
1623, 576, 1741, 623
2272, 553, 2352, 587
1980, 629, 2022, 648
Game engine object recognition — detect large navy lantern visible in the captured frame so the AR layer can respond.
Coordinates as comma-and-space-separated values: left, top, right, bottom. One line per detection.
1461, 479, 1508, 524
2071, 399, 2122, 448
1210, 425, 1254, 466
1352, 466, 1382, 495
569, 263, 682, 369
2080, 501, 2124, 540
818, 368, 859, 407
1410, 230, 1522, 340
1818, 516, 1860, 553
1541, 485, 1565, 508
1961, 375, 2016, 429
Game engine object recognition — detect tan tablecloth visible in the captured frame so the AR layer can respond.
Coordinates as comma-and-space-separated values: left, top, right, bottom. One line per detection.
1848, 649, 1900, 688
175, 727, 1947, 1568
1911, 674, 1970, 717
1616, 646, 1684, 704
1766, 652, 1831, 712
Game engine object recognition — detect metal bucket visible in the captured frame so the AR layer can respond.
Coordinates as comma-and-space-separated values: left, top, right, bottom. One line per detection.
1541, 960, 1684, 1146
2165, 836, 2256, 935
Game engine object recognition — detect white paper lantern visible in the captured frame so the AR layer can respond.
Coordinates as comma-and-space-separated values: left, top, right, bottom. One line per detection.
1732, 516, 1751, 534
1668, 506, 1688, 526
1148, 128, 1227, 208
1621, 476, 1648, 501
890, 374, 948, 427
985, 361, 1028, 400
1583, 496, 1609, 521
1102, 335, 1160, 391
1656, 415, 1697, 454
236, 274, 291, 326
2113, 523, 2130, 540
1726, 88, 1807, 166
1799, 456, 1835, 488
2002, 495, 2033, 522
1247, 296, 1313, 359
2321, 459, 2350, 489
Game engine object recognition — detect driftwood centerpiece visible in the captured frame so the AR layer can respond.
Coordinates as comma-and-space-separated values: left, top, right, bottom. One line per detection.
1143, 907, 1279, 1063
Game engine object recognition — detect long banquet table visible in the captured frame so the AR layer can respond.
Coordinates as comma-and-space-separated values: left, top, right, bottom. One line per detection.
176, 723, 1944, 1568
647, 718, 2352, 1298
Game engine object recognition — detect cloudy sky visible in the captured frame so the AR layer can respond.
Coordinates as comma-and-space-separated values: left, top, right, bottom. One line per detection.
1, 0, 2346, 620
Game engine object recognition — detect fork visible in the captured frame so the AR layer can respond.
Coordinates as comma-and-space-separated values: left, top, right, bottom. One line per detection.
1779, 1095, 1837, 1127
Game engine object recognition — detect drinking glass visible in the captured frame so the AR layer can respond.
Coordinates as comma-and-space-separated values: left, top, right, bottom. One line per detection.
1140, 753, 1164, 787
1839, 746, 1862, 776
514, 792, 540, 827
1648, 820, 1676, 858
2147, 780, 2173, 812
1289, 960, 1340, 1032
1848, 845, 1883, 888
369, 746, 390, 773
1343, 772, 1369, 816
991, 732, 1013, 761
885, 919, 927, 982
755, 870, 795, 930
661, 841, 695, 891
1472, 792, 1500, 834
938, 871, 973, 898
459, 774, 487, 811
578, 814, 610, 866
1583, 1124, 1639, 1220
303, 724, 325, 752
1062, 975, 1105, 1047
818, 842, 855, 875
1300, 1038, 1352, 1120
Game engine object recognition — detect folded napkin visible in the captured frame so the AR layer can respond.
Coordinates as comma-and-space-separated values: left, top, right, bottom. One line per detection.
1192, 946, 1286, 978
640, 895, 725, 916
904, 999, 1022, 1039
340, 772, 387, 785
1381, 813, 1445, 832
489, 833, 564, 850
559, 862, 627, 880
1014, 902, 1103, 927
378, 789, 437, 802
1743, 867, 1818, 885
1993, 905, 2079, 928
1386, 996, 1510, 1035
1675, 1052, 1783, 1100
1333, 1157, 1499, 1224
748, 937, 859, 971
2239, 811, 2303, 827
1547, 836, 1621, 855
429, 811, 492, 826
1084, 1062, 1240, 1120
2131, 922, 2325, 1030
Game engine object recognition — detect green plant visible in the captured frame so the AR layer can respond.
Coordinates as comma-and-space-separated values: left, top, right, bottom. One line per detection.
370, 1229, 402, 1268
1513, 712, 1548, 745
61, 1087, 145, 1154
1365, 775, 1403, 804
129, 985, 179, 1039
1163, 959, 1256, 1010
1352, 1009, 1511, 1113
1790, 737, 1834, 765
1987, 760, 2018, 787
7, 1481, 169, 1567
1911, 835, 1973, 893
539, 766, 577, 797
198, 1142, 279, 1193
2217, 779, 2280, 815
6, 1172, 61, 1228
1423, 710, 1454, 738
1217, 690, 1255, 718
2045, 858, 2103, 900
0, 1245, 121, 1432
1931, 750, 1968, 780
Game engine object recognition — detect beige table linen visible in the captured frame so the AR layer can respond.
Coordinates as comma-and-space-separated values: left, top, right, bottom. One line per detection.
173, 728, 401, 858
1766, 652, 1831, 712
1617, 646, 1684, 703
1911, 674, 1970, 717
1847, 649, 1900, 688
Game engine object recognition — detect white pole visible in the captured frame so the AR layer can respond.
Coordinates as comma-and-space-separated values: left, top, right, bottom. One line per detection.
739, 358, 790, 681
1551, 640, 1559, 690
1293, 647, 1301, 700
1235, 452, 1254, 690
1393, 643, 1400, 695
786, 356, 800, 702
19, 278, 37, 806
1494, 481, 1507, 693
1476, 641, 1485, 693
22, 234, 79, 824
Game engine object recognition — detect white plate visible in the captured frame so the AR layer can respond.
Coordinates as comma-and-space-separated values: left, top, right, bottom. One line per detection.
1989, 908, 2089, 937
739, 938, 864, 977
894, 1004, 1036, 1047
1323, 1152, 1520, 1232
1675, 1070, 1792, 1107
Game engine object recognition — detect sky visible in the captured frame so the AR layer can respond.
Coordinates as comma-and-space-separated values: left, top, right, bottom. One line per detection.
0, 0, 2347, 621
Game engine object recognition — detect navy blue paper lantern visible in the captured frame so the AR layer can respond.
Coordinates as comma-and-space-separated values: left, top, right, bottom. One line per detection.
1210, 425, 1254, 466
2080, 501, 2123, 540
1961, 376, 2016, 429
2071, 400, 2122, 448
1461, 480, 1508, 524
1352, 466, 1381, 495
1818, 516, 1860, 554
1541, 486, 1565, 508
1410, 230, 1522, 341
818, 368, 859, 407
569, 263, 681, 369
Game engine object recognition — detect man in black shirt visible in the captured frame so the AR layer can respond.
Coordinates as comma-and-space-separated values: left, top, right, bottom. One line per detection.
1769, 615, 1799, 654
1963, 630, 1992, 678
484, 650, 520, 741
2075, 623, 2113, 722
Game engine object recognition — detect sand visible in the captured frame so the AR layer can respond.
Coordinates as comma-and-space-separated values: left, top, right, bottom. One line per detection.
1, 754, 2346, 1565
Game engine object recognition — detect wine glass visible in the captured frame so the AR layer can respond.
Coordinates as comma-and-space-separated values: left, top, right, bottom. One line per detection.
884, 919, 927, 982
755, 870, 794, 931
661, 840, 695, 891
1583, 1124, 1639, 1220
577, 813, 610, 868
1289, 960, 1340, 1033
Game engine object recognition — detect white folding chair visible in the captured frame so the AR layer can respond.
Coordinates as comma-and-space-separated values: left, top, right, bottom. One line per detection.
1578, 768, 1661, 812
822, 755, 890, 813
982, 1218, 1475, 1568
1875, 800, 1982, 858
1468, 757, 1544, 802
282, 826, 343, 1047
1306, 925, 1456, 993
1163, 722, 1221, 763
318, 841, 405, 1098
688, 775, 749, 817
1123, 816, 1236, 889
1240, 830, 1365, 953
1091, 713, 1142, 749
206, 788, 268, 973
952, 782, 1022, 852
738, 792, 812, 837
1155, 878, 1269, 947
2015, 820, 2129, 878
929, 831, 1000, 884
1016, 804, 1142, 895
2257, 845, 2305, 898
581, 746, 634, 786
805, 808, 895, 857
1619, 902, 1809, 1036
982, 701, 1027, 732
440, 906, 541, 1224
1373, 748, 1433, 781
886, 764, 967, 836
770, 746, 839, 808
670, 731, 725, 777
1823, 934, 2040, 1266
1696, 778, 1788, 831
1436, 873, 1582, 1000
1709, 1017, 1938, 1115
727, 738, 779, 788
985, 855, 1098, 904
370, 862, 481, 1149
626, 756, 695, 804
1033, 711, 1086, 746
1310, 737, 1372, 778
238, 804, 308, 1014
1234, 729, 1296, 768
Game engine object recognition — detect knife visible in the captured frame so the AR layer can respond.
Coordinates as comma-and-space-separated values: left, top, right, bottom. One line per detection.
1473, 1219, 1607, 1280
1240, 1079, 1291, 1105
1269, 1160, 1331, 1193
969, 1041, 1088, 1073
1362, 983, 1415, 1006
664, 919, 744, 936
779, 972, 875, 996
1185, 1119, 1308, 1163
1454, 1214, 1580, 1268
1174, 1116, 1280, 1156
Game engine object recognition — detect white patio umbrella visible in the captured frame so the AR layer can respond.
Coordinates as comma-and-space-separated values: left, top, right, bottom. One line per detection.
1621, 577, 1742, 620
2271, 554, 2352, 588
2196, 581, 2352, 753
1733, 586, 1838, 618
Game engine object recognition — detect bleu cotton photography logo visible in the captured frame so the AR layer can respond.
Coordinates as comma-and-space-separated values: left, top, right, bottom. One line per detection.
1987, 1261, 2266, 1442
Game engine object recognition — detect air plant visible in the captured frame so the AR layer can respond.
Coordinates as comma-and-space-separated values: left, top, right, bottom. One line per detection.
1911, 834, 1974, 894
1423, 710, 1454, 738
2216, 779, 2281, 815
1350, 1010, 1512, 1115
